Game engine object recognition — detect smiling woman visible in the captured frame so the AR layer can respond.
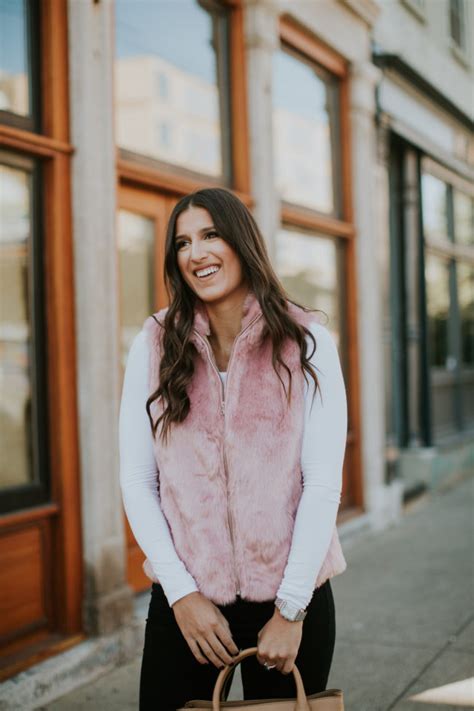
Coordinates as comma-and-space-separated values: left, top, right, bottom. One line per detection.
119, 187, 348, 709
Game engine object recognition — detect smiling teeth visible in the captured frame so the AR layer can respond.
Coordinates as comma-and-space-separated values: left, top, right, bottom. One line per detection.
196, 266, 220, 278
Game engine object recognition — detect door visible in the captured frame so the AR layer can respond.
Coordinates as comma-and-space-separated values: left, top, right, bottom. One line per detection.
117, 185, 176, 592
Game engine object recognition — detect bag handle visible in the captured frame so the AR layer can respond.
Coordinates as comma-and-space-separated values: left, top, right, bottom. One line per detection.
211, 646, 311, 711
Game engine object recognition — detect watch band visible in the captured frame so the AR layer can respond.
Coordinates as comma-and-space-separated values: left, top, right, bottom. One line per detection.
274, 596, 307, 622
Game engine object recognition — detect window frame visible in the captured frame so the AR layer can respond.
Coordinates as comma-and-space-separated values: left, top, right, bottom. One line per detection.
420, 155, 474, 440
275, 16, 363, 513
116, 0, 251, 202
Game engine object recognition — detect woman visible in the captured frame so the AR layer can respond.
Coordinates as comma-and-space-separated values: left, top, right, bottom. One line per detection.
119, 187, 348, 710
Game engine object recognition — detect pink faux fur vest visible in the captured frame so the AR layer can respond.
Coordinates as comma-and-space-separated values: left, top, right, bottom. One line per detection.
142, 289, 347, 605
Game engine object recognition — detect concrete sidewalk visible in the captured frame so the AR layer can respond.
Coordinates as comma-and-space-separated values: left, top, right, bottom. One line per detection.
39, 472, 473, 711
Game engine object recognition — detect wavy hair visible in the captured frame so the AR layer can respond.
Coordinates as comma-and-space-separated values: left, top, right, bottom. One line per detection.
146, 188, 327, 444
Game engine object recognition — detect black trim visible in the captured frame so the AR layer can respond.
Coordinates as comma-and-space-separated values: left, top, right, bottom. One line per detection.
416, 150, 433, 446
372, 51, 473, 132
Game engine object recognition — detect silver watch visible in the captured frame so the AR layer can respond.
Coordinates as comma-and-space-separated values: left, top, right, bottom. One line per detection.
274, 596, 307, 622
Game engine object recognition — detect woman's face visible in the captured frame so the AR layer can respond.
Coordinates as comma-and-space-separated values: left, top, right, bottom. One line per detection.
175, 206, 246, 302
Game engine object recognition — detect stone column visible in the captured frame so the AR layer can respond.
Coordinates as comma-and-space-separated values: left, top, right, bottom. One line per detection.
243, 0, 280, 255
67, 0, 133, 635
350, 60, 403, 528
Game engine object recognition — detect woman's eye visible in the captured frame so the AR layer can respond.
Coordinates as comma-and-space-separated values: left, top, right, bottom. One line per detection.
175, 232, 218, 250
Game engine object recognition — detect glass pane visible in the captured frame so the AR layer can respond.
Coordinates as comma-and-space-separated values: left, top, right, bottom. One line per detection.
449, 0, 465, 48
118, 210, 155, 368
272, 47, 339, 214
457, 261, 474, 367
275, 227, 343, 348
453, 190, 474, 246
421, 173, 449, 242
0, 164, 33, 490
115, 0, 229, 178
425, 253, 450, 368
0, 0, 30, 116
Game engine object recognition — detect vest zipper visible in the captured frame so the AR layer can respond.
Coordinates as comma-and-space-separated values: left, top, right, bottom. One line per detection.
192, 312, 262, 598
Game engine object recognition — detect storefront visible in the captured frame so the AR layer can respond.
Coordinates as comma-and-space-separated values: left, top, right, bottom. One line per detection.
373, 22, 474, 491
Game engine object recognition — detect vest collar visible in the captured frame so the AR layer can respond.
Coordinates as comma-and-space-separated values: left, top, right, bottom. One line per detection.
190, 287, 264, 352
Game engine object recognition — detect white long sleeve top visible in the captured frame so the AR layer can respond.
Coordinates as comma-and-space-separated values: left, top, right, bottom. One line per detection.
119, 320, 347, 610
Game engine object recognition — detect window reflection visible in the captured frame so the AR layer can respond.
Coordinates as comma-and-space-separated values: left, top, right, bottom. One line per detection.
114, 0, 230, 178
0, 0, 30, 116
425, 254, 450, 368
118, 210, 155, 368
421, 173, 449, 242
0, 164, 33, 489
275, 227, 343, 349
453, 190, 474, 246
272, 48, 339, 215
457, 262, 474, 367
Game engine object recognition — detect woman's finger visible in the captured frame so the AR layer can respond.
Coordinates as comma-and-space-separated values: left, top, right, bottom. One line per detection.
187, 637, 210, 665
197, 636, 227, 669
208, 630, 238, 666
216, 620, 240, 657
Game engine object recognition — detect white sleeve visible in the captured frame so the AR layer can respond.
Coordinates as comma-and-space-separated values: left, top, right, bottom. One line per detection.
118, 328, 199, 607
275, 321, 348, 610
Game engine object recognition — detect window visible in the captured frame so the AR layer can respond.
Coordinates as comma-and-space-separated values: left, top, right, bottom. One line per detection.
453, 190, 474, 247
117, 209, 155, 367
457, 262, 474, 367
156, 72, 169, 100
453, 191, 474, 369
272, 46, 340, 216
0, 0, 40, 130
0, 157, 50, 511
421, 160, 474, 437
114, 0, 232, 181
272, 18, 356, 509
158, 121, 171, 148
449, 0, 466, 51
425, 254, 451, 368
275, 227, 346, 348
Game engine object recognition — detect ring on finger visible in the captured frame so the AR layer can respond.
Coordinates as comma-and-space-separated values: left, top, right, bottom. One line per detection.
263, 661, 277, 670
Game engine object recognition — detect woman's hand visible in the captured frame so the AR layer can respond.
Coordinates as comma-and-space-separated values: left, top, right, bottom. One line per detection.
172, 591, 240, 669
256, 608, 303, 674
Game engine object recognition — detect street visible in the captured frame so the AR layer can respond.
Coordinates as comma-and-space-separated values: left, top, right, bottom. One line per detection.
41, 471, 474, 711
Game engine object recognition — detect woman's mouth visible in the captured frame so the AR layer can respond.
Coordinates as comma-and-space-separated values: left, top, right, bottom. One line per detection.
194, 265, 221, 281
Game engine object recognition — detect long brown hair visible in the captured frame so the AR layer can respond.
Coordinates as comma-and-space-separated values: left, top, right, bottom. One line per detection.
146, 187, 327, 444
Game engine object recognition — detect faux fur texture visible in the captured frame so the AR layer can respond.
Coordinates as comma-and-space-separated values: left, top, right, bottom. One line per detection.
142, 289, 347, 605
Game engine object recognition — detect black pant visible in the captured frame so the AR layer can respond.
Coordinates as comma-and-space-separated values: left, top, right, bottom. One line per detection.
139, 579, 336, 710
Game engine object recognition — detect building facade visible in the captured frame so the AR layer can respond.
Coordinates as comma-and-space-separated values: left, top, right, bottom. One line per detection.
0, 0, 472, 705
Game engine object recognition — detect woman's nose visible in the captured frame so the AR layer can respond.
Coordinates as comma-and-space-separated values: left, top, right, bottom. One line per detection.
190, 240, 208, 261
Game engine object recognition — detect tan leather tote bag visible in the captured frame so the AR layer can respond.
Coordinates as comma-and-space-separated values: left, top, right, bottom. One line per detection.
179, 646, 344, 710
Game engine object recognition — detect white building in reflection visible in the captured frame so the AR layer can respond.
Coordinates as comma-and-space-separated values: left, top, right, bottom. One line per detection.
115, 54, 222, 175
